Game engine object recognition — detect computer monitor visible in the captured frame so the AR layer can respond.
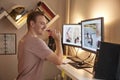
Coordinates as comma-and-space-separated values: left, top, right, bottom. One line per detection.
81, 17, 104, 53
62, 24, 81, 47
94, 41, 120, 80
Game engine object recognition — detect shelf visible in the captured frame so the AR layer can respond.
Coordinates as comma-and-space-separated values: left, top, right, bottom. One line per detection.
36, 1, 60, 28
7, 13, 27, 29
0, 2, 59, 29
46, 14, 59, 27
0, 11, 8, 19
0, 10, 27, 29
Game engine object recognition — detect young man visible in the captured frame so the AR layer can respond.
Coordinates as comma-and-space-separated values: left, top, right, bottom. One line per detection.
17, 11, 63, 80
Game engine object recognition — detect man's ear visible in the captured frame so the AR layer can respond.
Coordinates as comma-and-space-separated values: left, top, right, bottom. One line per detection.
30, 21, 35, 28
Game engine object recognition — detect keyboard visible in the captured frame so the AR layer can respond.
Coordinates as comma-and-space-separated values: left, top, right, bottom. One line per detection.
67, 57, 83, 63
68, 62, 93, 69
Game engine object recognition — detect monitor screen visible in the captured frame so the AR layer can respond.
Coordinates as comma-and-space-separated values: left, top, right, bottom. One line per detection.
81, 17, 104, 53
62, 24, 81, 47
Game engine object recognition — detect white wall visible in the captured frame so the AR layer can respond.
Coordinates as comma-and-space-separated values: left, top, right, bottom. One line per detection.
0, 0, 66, 80
69, 0, 120, 43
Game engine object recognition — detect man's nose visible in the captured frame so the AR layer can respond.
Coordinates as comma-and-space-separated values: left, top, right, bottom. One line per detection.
44, 24, 47, 29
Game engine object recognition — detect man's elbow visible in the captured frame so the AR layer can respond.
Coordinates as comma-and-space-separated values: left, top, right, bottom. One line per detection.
55, 59, 63, 65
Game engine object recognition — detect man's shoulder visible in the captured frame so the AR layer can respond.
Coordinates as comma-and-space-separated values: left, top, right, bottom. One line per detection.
27, 36, 45, 44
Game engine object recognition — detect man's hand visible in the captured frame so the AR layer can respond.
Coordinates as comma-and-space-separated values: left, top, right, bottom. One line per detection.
51, 29, 61, 42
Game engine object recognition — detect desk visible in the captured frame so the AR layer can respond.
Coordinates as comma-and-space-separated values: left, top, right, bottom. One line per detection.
57, 58, 94, 80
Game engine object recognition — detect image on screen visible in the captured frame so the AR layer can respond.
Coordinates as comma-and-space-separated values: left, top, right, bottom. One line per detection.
81, 17, 104, 52
62, 24, 81, 47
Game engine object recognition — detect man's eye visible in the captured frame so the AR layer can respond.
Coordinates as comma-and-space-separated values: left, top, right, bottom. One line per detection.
40, 22, 45, 25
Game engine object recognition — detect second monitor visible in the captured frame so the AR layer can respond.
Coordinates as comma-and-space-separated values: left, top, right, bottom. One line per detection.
81, 17, 104, 53
62, 24, 81, 47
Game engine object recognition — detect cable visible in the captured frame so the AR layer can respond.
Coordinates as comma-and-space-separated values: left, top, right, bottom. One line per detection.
69, 47, 94, 64
77, 51, 92, 62
87, 54, 95, 63
83, 52, 92, 61
72, 47, 92, 62
76, 48, 79, 57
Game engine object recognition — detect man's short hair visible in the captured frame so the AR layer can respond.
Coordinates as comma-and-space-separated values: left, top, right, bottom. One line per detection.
27, 11, 45, 29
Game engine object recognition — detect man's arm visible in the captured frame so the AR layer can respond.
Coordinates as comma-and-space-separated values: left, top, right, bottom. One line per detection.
46, 30, 63, 65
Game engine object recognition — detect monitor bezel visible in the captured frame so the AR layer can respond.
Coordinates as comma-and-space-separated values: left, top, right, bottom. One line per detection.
81, 17, 104, 53
62, 24, 82, 48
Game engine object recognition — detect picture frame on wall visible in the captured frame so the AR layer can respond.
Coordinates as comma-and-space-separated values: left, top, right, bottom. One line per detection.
0, 33, 16, 55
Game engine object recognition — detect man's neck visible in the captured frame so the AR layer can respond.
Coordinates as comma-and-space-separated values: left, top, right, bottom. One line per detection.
27, 29, 38, 38
28, 29, 46, 39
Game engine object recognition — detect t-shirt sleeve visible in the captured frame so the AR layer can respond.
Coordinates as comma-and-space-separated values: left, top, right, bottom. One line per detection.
25, 38, 53, 60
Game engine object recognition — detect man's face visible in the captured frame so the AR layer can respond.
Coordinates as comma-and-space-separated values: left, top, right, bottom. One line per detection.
32, 15, 47, 35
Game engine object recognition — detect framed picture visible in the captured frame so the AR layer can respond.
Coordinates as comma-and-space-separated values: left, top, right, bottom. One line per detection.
81, 17, 104, 53
0, 33, 16, 55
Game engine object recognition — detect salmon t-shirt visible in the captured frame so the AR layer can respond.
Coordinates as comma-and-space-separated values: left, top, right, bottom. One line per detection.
17, 35, 53, 80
